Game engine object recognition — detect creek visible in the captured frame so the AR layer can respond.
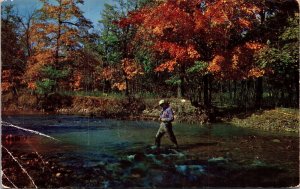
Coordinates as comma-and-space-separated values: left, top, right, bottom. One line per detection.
2, 115, 299, 188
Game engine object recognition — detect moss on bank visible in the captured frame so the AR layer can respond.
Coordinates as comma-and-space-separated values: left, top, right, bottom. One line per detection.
228, 108, 299, 133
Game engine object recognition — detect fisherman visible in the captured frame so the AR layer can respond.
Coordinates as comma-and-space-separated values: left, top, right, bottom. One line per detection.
154, 99, 178, 149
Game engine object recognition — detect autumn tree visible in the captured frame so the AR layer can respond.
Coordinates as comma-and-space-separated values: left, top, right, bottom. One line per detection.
118, 0, 266, 106
1, 5, 26, 94
72, 34, 103, 91
99, 0, 153, 96
25, 0, 93, 96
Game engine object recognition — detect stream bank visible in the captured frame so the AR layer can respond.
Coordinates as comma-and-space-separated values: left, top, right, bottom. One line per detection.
2, 93, 299, 132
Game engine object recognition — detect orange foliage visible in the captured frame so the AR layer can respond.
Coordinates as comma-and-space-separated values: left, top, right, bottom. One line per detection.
1, 70, 13, 92
24, 0, 90, 89
112, 82, 127, 91
101, 58, 143, 91
2, 69, 22, 92
208, 41, 266, 80
27, 82, 37, 90
121, 58, 144, 80
208, 55, 226, 73
118, 0, 199, 73
155, 60, 177, 72
118, 0, 261, 78
248, 68, 265, 78
1, 82, 13, 92
73, 73, 82, 91
102, 67, 116, 81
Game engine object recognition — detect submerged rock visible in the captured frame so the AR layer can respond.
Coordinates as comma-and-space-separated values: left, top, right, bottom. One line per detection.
175, 165, 205, 176
119, 160, 133, 169
134, 152, 146, 161
272, 139, 281, 143
208, 157, 228, 164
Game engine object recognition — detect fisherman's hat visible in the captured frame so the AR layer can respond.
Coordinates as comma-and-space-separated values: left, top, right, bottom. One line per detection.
159, 99, 166, 106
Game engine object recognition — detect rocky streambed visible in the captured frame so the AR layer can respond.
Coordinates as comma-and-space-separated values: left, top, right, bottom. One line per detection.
1, 115, 299, 188
2, 136, 298, 188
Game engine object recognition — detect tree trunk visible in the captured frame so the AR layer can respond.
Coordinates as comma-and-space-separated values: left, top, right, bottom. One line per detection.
295, 73, 299, 107
228, 80, 232, 100
209, 75, 212, 105
220, 83, 223, 106
177, 71, 185, 98
233, 80, 237, 103
125, 77, 129, 97
203, 75, 210, 107
177, 84, 182, 98
255, 77, 263, 109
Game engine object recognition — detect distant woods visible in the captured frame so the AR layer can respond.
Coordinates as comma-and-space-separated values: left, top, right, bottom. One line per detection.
1, 0, 299, 110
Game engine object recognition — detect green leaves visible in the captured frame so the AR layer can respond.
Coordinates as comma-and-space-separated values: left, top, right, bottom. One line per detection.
41, 66, 69, 80
165, 75, 181, 86
280, 17, 299, 41
135, 49, 155, 73
34, 66, 69, 95
187, 61, 208, 74
256, 15, 299, 74
36, 79, 56, 95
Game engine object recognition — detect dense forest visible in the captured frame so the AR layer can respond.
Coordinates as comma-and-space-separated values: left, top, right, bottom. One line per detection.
1, 0, 299, 113
1, 1, 299, 188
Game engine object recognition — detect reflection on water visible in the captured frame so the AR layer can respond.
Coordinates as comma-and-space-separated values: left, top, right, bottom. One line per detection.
2, 115, 299, 188
2, 115, 297, 155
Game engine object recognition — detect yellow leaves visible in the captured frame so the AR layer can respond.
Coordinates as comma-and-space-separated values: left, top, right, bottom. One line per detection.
153, 26, 164, 36
248, 68, 265, 78
245, 41, 264, 51
155, 60, 177, 72
24, 50, 56, 81
112, 82, 127, 91
121, 58, 144, 80
208, 55, 225, 73
101, 59, 143, 92
231, 54, 239, 70
187, 45, 200, 59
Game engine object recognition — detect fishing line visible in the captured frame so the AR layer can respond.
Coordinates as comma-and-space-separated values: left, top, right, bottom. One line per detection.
2, 121, 60, 142
2, 171, 18, 189
2, 146, 38, 189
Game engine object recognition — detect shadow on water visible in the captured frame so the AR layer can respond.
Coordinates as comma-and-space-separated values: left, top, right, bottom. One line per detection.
1, 115, 299, 188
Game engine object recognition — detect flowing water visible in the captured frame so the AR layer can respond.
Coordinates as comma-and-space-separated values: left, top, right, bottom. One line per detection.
1, 115, 299, 188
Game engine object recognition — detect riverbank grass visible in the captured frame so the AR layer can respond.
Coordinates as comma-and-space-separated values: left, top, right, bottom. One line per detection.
229, 108, 299, 133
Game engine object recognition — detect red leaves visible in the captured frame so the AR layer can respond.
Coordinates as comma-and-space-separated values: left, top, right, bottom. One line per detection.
208, 42, 266, 80
153, 42, 200, 72
117, 0, 201, 73
117, 8, 149, 28
116, 0, 265, 79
